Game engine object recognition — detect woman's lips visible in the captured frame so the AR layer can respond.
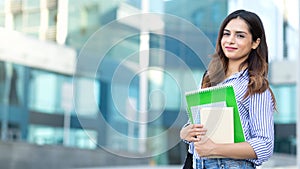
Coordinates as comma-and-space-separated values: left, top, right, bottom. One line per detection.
225, 46, 237, 51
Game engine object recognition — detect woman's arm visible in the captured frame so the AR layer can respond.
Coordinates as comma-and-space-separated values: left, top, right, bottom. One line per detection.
194, 139, 257, 159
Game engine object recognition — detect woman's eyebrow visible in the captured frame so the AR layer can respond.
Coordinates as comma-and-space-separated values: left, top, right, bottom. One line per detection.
224, 28, 248, 34
236, 31, 248, 34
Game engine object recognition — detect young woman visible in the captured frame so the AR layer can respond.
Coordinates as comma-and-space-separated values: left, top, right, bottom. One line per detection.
180, 9, 276, 169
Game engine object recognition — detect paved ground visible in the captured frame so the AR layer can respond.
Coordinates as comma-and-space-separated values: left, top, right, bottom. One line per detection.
259, 153, 297, 169
76, 165, 297, 169
75, 153, 297, 169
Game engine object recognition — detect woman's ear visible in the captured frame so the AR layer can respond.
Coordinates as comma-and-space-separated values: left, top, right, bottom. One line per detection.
252, 38, 261, 49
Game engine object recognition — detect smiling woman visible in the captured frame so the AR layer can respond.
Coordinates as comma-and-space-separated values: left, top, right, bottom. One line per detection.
180, 9, 277, 169
221, 17, 261, 78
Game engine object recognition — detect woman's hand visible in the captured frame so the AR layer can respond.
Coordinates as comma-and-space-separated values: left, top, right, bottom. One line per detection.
194, 138, 217, 157
180, 124, 207, 142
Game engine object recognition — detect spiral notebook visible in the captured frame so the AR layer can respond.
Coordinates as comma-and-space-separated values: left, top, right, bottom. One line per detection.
185, 84, 245, 143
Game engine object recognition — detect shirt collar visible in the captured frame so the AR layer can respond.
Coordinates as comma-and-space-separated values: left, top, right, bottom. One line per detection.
222, 69, 248, 83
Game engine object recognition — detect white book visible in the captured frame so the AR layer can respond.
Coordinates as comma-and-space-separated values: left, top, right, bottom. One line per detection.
200, 107, 234, 144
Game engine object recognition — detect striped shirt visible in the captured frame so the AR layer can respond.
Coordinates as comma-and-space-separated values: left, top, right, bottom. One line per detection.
188, 69, 275, 167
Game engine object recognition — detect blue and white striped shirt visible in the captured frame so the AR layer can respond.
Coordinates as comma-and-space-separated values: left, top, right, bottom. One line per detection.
189, 69, 275, 167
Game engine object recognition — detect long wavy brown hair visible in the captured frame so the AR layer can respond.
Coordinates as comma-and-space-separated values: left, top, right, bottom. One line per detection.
202, 10, 276, 106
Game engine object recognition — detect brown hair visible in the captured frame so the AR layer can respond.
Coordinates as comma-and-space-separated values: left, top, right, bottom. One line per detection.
202, 10, 276, 106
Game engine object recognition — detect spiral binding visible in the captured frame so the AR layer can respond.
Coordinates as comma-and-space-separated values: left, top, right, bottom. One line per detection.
185, 84, 233, 96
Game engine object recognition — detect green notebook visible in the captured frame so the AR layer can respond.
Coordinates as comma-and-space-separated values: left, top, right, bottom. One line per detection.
185, 84, 245, 143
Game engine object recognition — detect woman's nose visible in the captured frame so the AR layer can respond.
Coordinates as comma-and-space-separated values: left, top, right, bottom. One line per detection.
227, 35, 235, 43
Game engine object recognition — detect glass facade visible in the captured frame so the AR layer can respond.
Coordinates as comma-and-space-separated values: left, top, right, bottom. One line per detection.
0, 0, 299, 167
29, 70, 63, 114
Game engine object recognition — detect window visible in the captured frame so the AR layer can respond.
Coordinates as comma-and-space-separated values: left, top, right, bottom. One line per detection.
23, 11, 40, 28
0, 13, 4, 27
14, 12, 23, 31
48, 8, 57, 26
73, 77, 100, 117
273, 85, 297, 124
28, 125, 63, 145
29, 69, 73, 114
23, 0, 40, 9
0, 62, 24, 106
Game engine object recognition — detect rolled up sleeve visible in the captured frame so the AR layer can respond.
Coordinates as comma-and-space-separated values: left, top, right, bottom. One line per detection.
247, 89, 275, 166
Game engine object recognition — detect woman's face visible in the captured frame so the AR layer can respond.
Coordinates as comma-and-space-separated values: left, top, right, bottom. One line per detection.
221, 18, 259, 62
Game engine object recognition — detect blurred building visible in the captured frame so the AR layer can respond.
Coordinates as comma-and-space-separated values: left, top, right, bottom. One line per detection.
0, 0, 298, 168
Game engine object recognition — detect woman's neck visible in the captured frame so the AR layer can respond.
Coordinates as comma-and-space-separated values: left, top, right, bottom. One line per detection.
226, 62, 248, 78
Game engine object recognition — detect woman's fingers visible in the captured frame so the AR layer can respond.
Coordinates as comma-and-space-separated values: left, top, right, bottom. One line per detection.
181, 124, 207, 142
192, 124, 204, 128
189, 129, 207, 141
191, 127, 207, 135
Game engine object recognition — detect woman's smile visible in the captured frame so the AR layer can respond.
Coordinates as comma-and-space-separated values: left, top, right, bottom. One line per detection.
225, 46, 238, 51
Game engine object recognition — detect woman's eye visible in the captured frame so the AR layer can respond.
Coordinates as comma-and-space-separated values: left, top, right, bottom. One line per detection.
223, 32, 230, 36
237, 34, 245, 38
